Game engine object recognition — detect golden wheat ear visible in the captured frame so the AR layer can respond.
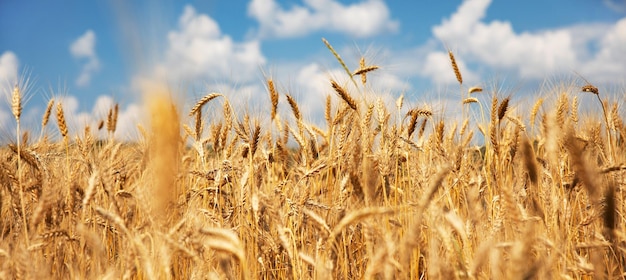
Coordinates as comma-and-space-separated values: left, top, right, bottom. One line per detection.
12, 84, 22, 121
497, 96, 510, 121
331, 80, 357, 111
285, 93, 301, 121
353, 57, 379, 86
42, 99, 54, 128
56, 103, 68, 139
189, 93, 222, 116
468, 86, 482, 94
267, 79, 279, 120
448, 50, 462, 85
194, 109, 202, 142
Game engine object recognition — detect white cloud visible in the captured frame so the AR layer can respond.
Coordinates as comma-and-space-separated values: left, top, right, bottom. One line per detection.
161, 5, 266, 83
70, 30, 96, 58
418, 0, 626, 85
294, 63, 340, 119
247, 0, 399, 38
0, 51, 19, 85
432, 0, 576, 79
0, 107, 7, 128
0, 51, 19, 126
125, 4, 410, 124
578, 18, 626, 82
70, 30, 100, 87
92, 95, 116, 117
115, 103, 143, 140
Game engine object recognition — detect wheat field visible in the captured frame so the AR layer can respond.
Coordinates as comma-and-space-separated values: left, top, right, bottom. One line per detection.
1, 41, 625, 279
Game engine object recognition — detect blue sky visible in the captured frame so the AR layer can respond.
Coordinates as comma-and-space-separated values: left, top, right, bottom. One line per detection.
1, 0, 625, 139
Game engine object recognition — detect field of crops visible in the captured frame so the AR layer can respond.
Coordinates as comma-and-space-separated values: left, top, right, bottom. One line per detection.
1, 43, 625, 279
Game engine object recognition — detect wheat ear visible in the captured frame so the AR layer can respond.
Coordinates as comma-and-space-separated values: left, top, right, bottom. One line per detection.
286, 94, 301, 121
195, 109, 202, 142
353, 65, 379, 77
448, 50, 463, 85
463, 97, 479, 104
331, 80, 357, 111
530, 97, 543, 129
189, 93, 222, 116
268, 79, 279, 120
56, 103, 68, 138
12, 84, 21, 120
468, 86, 483, 94
497, 97, 510, 121
42, 99, 54, 128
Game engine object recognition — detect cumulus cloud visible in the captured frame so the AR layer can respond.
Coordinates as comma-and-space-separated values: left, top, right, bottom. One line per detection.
161, 5, 266, 83
0, 51, 20, 129
293, 63, 341, 119
0, 51, 19, 85
125, 4, 410, 124
247, 0, 399, 38
419, 0, 626, 85
578, 18, 626, 82
432, 0, 577, 79
70, 30, 100, 87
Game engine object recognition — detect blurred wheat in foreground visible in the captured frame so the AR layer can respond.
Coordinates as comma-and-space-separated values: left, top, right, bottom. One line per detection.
1, 42, 626, 280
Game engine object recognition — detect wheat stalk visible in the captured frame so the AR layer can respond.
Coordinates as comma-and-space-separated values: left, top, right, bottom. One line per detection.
12, 84, 30, 245
582, 84, 614, 161
322, 38, 355, 86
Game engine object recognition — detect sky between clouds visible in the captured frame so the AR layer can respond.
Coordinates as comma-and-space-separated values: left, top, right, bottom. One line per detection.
0, 0, 625, 140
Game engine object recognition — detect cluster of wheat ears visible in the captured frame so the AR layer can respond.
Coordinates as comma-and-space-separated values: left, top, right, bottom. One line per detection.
1, 39, 625, 279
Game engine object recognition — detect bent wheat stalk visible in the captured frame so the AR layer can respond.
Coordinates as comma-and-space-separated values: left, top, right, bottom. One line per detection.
12, 84, 30, 244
